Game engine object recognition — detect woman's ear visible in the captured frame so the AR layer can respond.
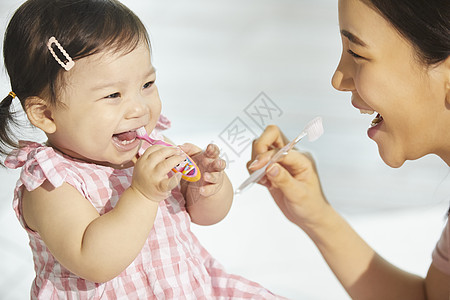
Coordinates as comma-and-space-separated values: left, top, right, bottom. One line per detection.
25, 97, 57, 134
445, 56, 450, 106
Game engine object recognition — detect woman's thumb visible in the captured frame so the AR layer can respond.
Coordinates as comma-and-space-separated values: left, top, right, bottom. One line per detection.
266, 163, 302, 199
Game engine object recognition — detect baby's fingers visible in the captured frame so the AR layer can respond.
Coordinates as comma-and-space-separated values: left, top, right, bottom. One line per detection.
154, 153, 188, 176
161, 173, 182, 192
139, 145, 180, 164
202, 171, 223, 184
204, 144, 220, 158
207, 158, 226, 172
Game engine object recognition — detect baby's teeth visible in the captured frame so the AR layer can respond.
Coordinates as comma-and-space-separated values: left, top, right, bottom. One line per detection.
360, 109, 375, 115
120, 138, 136, 145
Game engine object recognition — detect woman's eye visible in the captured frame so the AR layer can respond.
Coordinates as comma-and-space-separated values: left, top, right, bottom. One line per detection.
347, 49, 365, 60
143, 81, 155, 89
105, 92, 121, 99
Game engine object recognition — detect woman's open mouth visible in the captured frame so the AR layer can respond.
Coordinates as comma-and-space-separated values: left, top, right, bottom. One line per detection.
370, 113, 383, 128
359, 109, 383, 128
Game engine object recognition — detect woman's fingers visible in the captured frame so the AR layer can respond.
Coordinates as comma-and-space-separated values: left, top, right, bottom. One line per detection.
265, 163, 305, 201
248, 125, 291, 173
247, 150, 273, 171
251, 125, 287, 159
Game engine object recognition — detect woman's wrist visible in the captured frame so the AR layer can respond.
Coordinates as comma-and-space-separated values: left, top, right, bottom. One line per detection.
296, 202, 341, 240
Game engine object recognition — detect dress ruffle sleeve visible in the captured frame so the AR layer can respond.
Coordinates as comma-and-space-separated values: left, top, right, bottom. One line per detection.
149, 114, 171, 140
5, 141, 72, 191
156, 114, 171, 130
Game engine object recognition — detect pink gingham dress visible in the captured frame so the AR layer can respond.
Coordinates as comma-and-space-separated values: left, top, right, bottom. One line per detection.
6, 116, 283, 300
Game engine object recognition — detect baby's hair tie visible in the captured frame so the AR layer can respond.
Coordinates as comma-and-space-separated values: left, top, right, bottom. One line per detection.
47, 36, 75, 71
8, 91, 16, 99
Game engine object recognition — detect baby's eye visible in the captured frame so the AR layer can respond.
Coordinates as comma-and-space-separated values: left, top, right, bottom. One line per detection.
143, 81, 155, 89
105, 92, 121, 99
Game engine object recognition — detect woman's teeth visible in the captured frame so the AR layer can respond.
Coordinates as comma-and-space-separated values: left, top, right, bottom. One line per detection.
359, 109, 375, 115
370, 113, 383, 128
358, 109, 382, 128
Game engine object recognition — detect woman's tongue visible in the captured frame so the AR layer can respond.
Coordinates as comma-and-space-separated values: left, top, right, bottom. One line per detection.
113, 131, 137, 145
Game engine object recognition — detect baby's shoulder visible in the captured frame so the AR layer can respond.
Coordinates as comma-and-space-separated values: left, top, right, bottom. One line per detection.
5, 141, 111, 192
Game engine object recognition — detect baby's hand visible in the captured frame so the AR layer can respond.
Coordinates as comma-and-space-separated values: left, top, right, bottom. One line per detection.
180, 143, 226, 203
131, 145, 185, 202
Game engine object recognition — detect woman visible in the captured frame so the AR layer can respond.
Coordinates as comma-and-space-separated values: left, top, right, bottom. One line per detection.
248, 0, 449, 299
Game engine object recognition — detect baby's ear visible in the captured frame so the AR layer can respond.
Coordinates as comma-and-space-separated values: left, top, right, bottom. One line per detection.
25, 96, 57, 134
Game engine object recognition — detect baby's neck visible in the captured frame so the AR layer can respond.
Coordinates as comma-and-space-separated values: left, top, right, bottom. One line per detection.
45, 140, 135, 169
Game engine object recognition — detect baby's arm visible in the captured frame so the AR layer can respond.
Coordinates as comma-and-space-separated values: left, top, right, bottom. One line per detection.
21, 145, 185, 283
180, 143, 234, 225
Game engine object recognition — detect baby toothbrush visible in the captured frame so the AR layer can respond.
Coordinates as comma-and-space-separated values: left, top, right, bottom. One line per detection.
235, 116, 324, 194
136, 127, 201, 182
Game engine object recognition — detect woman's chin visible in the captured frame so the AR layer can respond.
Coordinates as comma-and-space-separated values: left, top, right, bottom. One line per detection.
377, 146, 406, 168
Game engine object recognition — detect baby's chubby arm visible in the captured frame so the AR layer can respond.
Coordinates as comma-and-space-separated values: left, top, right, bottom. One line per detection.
21, 145, 185, 283
180, 143, 233, 225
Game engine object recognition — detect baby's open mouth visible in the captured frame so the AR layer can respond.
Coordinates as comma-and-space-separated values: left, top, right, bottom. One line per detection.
112, 130, 137, 146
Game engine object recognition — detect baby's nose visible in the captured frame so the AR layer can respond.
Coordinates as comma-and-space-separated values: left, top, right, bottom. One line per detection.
125, 96, 149, 119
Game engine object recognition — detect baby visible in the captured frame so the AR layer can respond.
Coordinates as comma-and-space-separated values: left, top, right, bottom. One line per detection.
0, 0, 285, 299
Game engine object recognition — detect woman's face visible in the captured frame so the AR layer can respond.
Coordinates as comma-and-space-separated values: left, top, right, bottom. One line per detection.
332, 0, 450, 167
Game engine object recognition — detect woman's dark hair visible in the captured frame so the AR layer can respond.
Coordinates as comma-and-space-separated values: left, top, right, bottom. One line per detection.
0, 0, 150, 163
365, 0, 449, 65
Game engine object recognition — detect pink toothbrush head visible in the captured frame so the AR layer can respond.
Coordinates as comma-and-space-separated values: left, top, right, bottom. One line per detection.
135, 127, 201, 182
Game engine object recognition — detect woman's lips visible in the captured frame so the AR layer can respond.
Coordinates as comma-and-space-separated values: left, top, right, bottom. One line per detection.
351, 96, 383, 132
367, 113, 384, 139
351, 95, 375, 115
352, 104, 382, 129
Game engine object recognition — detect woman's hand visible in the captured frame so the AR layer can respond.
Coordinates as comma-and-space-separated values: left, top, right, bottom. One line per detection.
131, 145, 185, 202
248, 125, 328, 229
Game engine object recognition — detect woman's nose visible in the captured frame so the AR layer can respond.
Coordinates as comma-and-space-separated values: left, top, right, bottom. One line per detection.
331, 57, 355, 92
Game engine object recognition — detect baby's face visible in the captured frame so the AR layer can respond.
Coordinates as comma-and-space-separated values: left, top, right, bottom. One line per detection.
47, 42, 161, 168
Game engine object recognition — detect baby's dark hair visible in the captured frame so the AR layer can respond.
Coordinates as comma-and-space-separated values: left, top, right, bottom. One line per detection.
0, 0, 150, 163
365, 0, 450, 66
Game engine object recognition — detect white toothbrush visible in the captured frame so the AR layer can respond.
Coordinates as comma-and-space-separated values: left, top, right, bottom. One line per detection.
235, 116, 324, 194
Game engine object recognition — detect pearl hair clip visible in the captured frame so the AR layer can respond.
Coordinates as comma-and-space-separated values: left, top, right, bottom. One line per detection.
47, 36, 75, 71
